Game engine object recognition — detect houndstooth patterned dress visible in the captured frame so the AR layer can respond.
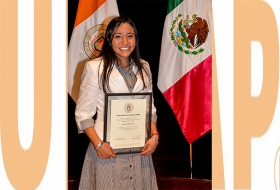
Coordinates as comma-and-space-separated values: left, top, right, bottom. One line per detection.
78, 143, 158, 190
75, 58, 158, 190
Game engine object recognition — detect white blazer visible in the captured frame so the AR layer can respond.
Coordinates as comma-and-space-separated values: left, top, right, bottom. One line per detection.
75, 57, 157, 140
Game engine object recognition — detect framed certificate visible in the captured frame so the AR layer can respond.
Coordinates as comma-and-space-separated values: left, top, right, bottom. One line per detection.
103, 92, 152, 154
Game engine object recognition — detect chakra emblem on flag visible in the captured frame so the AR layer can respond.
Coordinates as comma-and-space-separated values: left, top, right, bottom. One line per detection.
84, 24, 107, 59
170, 14, 209, 55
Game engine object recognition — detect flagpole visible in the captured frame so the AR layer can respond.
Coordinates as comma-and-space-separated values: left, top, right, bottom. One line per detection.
190, 143, 192, 179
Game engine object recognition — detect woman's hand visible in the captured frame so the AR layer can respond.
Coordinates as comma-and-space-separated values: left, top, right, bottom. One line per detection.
95, 142, 117, 159
139, 138, 158, 156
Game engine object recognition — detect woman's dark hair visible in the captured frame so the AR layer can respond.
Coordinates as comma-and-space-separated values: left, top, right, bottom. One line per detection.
98, 15, 149, 92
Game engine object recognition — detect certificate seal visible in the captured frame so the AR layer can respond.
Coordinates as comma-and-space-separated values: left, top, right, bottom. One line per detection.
124, 103, 134, 113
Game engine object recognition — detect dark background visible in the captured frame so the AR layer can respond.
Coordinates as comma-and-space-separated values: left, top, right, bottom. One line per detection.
68, 0, 211, 181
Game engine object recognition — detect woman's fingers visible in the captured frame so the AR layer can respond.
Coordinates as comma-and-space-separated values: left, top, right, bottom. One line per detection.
95, 143, 117, 159
110, 153, 117, 159
140, 144, 156, 156
140, 138, 158, 156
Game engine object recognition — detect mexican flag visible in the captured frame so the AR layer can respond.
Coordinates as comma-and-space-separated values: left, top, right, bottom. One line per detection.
157, 0, 212, 143
68, 0, 119, 102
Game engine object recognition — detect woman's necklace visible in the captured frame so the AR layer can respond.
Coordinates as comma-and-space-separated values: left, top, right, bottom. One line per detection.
121, 64, 130, 69
119, 62, 130, 71
117, 59, 130, 70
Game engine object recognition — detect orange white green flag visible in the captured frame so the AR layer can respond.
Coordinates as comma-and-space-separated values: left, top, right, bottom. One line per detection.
68, 0, 119, 102
157, 0, 212, 143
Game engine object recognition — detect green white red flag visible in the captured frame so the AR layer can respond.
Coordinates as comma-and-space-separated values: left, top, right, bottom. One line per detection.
68, 0, 119, 102
157, 0, 212, 143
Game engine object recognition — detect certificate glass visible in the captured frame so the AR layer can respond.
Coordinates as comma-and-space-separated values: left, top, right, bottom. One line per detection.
104, 92, 152, 154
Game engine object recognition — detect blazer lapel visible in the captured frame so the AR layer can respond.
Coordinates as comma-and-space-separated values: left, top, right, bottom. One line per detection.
132, 65, 145, 92
109, 65, 129, 93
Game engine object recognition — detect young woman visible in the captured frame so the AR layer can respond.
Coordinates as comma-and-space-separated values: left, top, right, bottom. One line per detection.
75, 16, 159, 190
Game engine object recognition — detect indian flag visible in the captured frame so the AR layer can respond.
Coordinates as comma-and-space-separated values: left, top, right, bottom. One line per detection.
157, 0, 212, 143
68, 0, 119, 102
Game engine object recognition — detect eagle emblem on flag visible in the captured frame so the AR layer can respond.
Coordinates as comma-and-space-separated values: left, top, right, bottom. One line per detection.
170, 14, 209, 55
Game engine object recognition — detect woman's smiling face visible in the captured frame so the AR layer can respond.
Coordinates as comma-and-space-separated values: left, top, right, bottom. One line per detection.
111, 23, 136, 62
